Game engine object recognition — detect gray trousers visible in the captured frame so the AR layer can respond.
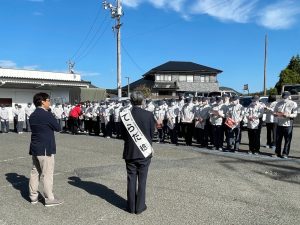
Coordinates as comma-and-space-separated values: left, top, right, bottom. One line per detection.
29, 155, 55, 201
1, 120, 9, 133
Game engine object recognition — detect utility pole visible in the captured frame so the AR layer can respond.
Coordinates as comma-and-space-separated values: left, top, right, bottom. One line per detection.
263, 34, 268, 96
103, 0, 123, 98
125, 76, 130, 97
67, 60, 75, 74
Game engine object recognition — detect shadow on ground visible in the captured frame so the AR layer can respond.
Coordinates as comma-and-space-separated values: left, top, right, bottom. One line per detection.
68, 176, 127, 211
5, 173, 30, 202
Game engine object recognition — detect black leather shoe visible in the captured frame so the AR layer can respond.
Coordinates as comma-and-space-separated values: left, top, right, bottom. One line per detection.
136, 205, 147, 215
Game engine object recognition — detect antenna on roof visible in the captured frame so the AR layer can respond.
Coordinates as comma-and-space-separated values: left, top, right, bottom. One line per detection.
67, 60, 75, 74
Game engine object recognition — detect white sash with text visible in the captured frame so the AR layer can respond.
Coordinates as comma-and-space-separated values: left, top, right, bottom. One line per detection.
120, 109, 153, 158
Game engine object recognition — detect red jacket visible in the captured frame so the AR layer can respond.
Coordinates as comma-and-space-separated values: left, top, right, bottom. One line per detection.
69, 105, 82, 118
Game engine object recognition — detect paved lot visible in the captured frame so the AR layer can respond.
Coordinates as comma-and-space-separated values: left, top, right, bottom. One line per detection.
0, 127, 299, 225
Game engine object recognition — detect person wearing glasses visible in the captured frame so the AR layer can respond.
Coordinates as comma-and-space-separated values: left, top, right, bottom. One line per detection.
28, 92, 63, 207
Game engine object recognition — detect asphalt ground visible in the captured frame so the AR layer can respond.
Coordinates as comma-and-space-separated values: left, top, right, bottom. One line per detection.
0, 127, 299, 225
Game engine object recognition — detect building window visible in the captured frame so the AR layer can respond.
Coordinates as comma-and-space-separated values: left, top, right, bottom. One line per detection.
156, 74, 171, 81
0, 98, 12, 107
177, 75, 194, 82
187, 75, 194, 82
179, 75, 186, 82
200, 75, 205, 82
205, 76, 210, 82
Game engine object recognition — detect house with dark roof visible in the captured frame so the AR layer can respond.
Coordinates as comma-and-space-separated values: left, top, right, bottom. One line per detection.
123, 61, 222, 98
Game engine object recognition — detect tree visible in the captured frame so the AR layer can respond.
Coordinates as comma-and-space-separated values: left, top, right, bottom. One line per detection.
134, 85, 152, 98
268, 87, 278, 95
287, 55, 300, 75
275, 55, 300, 93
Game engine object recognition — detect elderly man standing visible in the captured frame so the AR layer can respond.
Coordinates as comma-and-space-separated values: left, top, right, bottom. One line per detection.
274, 91, 298, 158
121, 91, 155, 214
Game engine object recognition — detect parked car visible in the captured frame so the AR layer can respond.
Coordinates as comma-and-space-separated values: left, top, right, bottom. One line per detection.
239, 96, 252, 108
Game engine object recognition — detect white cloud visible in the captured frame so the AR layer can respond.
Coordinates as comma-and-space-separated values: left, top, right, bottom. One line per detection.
122, 0, 300, 29
190, 0, 258, 23
23, 65, 39, 70
0, 60, 40, 70
123, 0, 141, 8
257, 1, 300, 29
0, 60, 17, 68
79, 71, 101, 77
123, 0, 186, 12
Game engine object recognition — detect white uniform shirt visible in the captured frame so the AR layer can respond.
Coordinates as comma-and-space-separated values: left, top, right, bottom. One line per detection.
274, 99, 298, 127
180, 103, 194, 123
17, 108, 26, 121
25, 105, 35, 118
0, 107, 9, 120
52, 106, 64, 119
245, 101, 264, 129
264, 101, 277, 123
209, 103, 225, 126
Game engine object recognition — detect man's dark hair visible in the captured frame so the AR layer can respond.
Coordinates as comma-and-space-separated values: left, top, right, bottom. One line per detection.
33, 92, 50, 107
130, 91, 144, 106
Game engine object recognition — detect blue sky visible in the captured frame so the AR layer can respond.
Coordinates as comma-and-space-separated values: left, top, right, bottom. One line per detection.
1, 0, 300, 93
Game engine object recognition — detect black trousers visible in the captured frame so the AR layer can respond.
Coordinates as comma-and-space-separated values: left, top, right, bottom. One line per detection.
266, 123, 276, 147
212, 125, 224, 149
275, 125, 293, 156
182, 123, 194, 146
248, 129, 260, 152
169, 125, 178, 144
125, 157, 151, 213
115, 122, 122, 138
26, 117, 31, 132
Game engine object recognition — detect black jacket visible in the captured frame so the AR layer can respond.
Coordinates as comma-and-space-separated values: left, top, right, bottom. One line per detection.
122, 106, 155, 160
29, 108, 61, 156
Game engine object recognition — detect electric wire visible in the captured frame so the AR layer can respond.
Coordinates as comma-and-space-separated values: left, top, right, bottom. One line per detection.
121, 42, 145, 73
75, 18, 112, 63
70, 5, 102, 61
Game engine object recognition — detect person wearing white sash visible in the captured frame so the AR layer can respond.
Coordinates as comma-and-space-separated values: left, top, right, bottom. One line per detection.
120, 91, 155, 214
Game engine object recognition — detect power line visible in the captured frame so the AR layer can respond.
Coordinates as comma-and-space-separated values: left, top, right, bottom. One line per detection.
75, 18, 112, 63
121, 42, 144, 73
70, 5, 102, 61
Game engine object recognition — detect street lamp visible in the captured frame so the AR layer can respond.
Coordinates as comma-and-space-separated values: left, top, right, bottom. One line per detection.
125, 76, 130, 97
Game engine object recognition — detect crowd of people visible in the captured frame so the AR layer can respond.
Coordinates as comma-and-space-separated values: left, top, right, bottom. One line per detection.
0, 91, 298, 158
